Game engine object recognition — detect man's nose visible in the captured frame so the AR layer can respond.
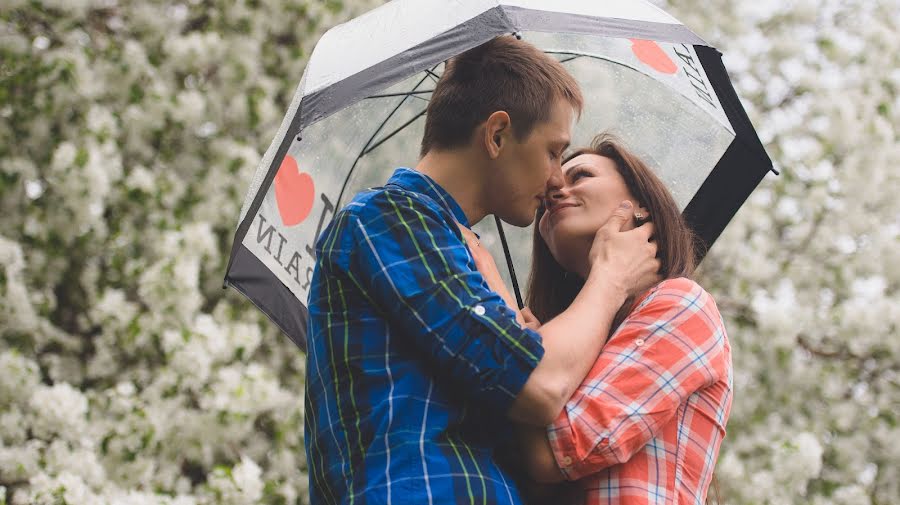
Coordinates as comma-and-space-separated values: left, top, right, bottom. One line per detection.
546, 166, 565, 195
545, 182, 568, 203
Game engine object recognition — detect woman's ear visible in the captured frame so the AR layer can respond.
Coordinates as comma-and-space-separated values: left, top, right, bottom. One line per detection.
633, 206, 650, 222
621, 205, 650, 232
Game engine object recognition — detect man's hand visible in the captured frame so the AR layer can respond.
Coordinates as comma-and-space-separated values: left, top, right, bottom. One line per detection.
588, 201, 661, 298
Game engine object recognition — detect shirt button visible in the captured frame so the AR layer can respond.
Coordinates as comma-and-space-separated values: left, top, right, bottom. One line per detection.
561, 456, 573, 466
473, 305, 486, 316
635, 338, 645, 346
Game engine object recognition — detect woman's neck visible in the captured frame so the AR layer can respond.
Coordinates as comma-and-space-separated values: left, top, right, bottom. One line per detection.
562, 235, 595, 281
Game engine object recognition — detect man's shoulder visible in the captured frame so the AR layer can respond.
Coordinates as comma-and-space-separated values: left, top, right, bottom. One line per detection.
342, 184, 453, 225
315, 185, 457, 258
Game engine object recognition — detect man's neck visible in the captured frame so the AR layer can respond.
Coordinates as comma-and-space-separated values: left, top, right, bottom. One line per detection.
414, 149, 489, 226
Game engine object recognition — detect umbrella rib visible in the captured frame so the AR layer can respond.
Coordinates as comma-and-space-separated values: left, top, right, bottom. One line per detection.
494, 215, 524, 310
366, 90, 435, 100
545, 50, 625, 67
362, 108, 428, 157
334, 64, 440, 208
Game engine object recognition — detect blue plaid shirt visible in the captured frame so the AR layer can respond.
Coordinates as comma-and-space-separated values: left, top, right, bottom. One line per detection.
305, 168, 545, 505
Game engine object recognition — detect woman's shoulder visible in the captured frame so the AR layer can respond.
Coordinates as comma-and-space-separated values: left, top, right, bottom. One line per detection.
641, 277, 704, 300
636, 277, 722, 320
624, 278, 729, 357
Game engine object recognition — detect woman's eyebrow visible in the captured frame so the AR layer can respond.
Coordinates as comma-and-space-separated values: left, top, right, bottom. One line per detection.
563, 163, 590, 176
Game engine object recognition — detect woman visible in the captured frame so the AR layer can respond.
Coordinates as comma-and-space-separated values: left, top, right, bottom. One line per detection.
473, 134, 732, 504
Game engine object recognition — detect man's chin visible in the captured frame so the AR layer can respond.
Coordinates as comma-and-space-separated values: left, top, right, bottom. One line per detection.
492, 207, 536, 228
506, 212, 537, 228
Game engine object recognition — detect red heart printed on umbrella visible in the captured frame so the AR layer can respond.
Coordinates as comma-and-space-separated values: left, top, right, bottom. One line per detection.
630, 39, 678, 75
274, 155, 316, 226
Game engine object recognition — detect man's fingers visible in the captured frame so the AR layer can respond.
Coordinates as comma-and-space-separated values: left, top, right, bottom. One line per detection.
634, 220, 656, 241
602, 200, 634, 232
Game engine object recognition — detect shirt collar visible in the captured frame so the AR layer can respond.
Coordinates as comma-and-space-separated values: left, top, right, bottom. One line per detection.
386, 167, 471, 228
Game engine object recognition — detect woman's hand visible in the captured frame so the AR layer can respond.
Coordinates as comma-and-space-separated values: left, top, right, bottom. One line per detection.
520, 307, 542, 331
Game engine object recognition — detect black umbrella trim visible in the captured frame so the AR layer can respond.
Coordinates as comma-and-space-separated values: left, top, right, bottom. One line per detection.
683, 45, 775, 261
227, 244, 310, 351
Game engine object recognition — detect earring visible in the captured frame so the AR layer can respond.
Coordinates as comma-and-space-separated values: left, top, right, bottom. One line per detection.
634, 212, 645, 220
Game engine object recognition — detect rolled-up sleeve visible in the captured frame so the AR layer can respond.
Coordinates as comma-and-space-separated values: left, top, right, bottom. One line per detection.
546, 278, 728, 481
328, 188, 544, 417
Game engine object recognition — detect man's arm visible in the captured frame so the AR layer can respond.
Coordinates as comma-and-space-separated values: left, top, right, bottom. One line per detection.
332, 189, 545, 422
507, 201, 661, 426
338, 191, 658, 427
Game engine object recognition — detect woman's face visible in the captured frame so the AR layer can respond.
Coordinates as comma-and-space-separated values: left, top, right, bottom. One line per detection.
538, 153, 638, 263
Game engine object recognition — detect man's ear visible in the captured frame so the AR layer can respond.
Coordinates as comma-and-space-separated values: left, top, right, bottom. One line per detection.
483, 111, 511, 160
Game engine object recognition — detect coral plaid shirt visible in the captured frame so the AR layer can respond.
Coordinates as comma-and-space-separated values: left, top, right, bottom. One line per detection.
547, 278, 732, 505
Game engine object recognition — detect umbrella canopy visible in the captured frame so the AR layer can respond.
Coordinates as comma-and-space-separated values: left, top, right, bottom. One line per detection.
224, 0, 774, 352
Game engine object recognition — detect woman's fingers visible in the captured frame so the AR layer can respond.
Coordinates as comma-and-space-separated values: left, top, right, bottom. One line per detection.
520, 307, 542, 331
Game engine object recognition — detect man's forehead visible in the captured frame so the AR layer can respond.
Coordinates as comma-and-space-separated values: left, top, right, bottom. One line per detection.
532, 124, 569, 145
547, 100, 576, 129
533, 105, 573, 142
545, 124, 570, 144
547, 132, 569, 145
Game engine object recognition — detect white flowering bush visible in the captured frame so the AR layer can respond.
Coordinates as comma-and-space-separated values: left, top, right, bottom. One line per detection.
658, 0, 900, 503
0, 1, 378, 503
1, 0, 897, 504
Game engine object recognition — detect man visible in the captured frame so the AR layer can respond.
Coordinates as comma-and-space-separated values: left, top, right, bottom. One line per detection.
305, 36, 660, 504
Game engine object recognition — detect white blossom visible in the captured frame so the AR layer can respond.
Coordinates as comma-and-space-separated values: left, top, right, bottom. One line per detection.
22, 471, 98, 505
28, 383, 89, 442
0, 350, 41, 406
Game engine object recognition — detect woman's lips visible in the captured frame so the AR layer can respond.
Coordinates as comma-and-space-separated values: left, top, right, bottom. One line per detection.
547, 202, 579, 217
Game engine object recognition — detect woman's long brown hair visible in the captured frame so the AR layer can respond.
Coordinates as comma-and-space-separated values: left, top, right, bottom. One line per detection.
526, 132, 701, 327
524, 133, 720, 503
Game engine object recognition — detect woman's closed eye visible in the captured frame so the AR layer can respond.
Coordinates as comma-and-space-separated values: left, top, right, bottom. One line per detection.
568, 168, 592, 182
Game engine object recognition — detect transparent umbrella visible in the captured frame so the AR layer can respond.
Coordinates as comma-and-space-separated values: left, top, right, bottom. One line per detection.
224, 0, 774, 351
